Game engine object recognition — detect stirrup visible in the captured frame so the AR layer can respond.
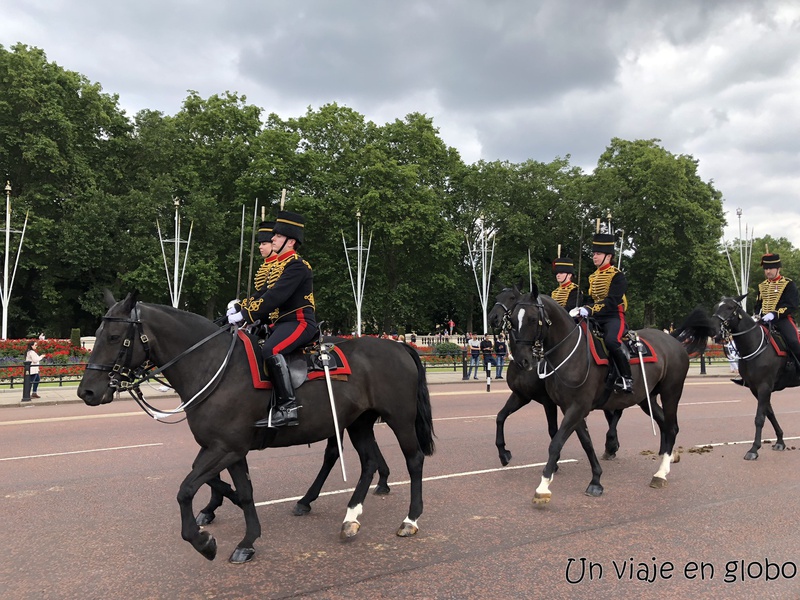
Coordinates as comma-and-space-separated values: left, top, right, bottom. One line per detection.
615, 376, 634, 393
255, 402, 299, 428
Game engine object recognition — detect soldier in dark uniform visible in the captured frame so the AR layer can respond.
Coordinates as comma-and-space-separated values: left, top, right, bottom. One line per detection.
228, 210, 318, 426
754, 253, 800, 369
577, 233, 633, 392
229, 220, 278, 318
550, 256, 581, 311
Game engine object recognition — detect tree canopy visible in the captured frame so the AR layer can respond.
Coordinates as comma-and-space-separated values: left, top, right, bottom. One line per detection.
0, 44, 763, 338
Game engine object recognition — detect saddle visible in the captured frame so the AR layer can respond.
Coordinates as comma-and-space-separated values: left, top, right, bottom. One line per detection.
236, 330, 351, 390
583, 320, 658, 367
733, 324, 800, 391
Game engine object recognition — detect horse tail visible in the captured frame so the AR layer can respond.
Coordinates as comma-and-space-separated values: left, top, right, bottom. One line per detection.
671, 307, 717, 355
400, 343, 436, 456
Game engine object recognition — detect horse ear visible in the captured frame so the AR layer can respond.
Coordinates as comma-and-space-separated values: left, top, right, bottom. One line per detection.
531, 282, 539, 299
515, 276, 525, 293
735, 293, 747, 303
120, 290, 139, 312
103, 289, 116, 309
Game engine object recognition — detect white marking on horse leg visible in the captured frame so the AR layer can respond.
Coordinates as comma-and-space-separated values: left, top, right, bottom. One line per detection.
402, 516, 419, 528
343, 504, 363, 524
535, 475, 553, 496
653, 453, 671, 480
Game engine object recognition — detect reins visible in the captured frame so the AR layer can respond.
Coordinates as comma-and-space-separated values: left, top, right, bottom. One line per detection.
715, 301, 769, 361
86, 305, 239, 421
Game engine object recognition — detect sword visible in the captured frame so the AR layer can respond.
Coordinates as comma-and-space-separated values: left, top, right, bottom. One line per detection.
320, 343, 347, 481
634, 332, 657, 436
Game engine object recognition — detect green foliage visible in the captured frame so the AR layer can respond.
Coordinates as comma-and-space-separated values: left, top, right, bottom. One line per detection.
0, 45, 778, 339
70, 328, 81, 347
433, 342, 463, 357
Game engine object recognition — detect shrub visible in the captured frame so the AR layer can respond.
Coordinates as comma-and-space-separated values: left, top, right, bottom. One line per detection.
433, 341, 463, 357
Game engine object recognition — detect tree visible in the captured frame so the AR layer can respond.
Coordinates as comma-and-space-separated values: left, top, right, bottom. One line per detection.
589, 138, 728, 328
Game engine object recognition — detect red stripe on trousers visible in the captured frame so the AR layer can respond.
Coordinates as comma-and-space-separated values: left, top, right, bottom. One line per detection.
270, 310, 309, 355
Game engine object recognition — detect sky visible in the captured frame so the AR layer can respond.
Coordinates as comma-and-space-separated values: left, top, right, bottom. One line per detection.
3, 0, 800, 250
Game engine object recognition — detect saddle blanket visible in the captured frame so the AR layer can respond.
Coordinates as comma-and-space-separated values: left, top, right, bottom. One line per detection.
237, 330, 352, 390
582, 321, 658, 366
765, 325, 788, 356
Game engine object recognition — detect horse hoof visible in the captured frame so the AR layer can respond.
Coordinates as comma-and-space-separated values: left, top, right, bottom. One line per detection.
772, 442, 786, 451
292, 502, 311, 516
744, 451, 759, 461
196, 531, 217, 561
602, 451, 616, 461
585, 484, 604, 497
532, 492, 551, 505
396, 522, 418, 537
649, 476, 667, 489
373, 484, 390, 496
229, 546, 255, 564
196, 511, 215, 526
340, 521, 361, 539
499, 450, 512, 466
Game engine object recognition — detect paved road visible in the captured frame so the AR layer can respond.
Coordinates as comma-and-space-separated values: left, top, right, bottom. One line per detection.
3, 376, 799, 599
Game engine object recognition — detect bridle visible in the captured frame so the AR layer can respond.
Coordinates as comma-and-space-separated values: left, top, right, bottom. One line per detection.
713, 299, 768, 361
86, 304, 238, 420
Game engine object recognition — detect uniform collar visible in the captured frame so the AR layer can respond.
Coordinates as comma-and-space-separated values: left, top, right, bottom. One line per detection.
598, 263, 613, 272
276, 249, 297, 261
264, 254, 278, 263
560, 281, 573, 288
768, 275, 783, 283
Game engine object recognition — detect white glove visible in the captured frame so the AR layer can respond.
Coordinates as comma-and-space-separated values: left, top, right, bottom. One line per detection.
227, 311, 244, 325
579, 307, 589, 318
761, 312, 775, 323
568, 307, 580, 318
226, 299, 240, 316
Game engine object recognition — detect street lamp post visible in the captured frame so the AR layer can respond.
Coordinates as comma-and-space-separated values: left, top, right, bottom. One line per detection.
466, 218, 496, 334
342, 211, 372, 337
157, 197, 193, 308
1, 181, 30, 340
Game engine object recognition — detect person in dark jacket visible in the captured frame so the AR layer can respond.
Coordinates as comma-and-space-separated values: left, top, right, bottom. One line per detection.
754, 253, 800, 369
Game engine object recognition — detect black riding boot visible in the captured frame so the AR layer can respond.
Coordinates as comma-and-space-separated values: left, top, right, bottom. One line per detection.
610, 347, 634, 393
256, 354, 299, 427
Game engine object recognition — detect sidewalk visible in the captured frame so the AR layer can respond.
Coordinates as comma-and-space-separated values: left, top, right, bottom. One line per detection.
0, 360, 738, 409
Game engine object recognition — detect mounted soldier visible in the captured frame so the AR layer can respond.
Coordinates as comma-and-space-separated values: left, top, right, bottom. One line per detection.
550, 255, 581, 311
754, 252, 800, 370
577, 232, 633, 393
228, 210, 318, 426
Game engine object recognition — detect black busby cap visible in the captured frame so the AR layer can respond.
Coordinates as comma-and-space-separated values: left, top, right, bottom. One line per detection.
273, 210, 305, 244
552, 257, 574, 275
256, 220, 274, 243
592, 233, 616, 255
761, 253, 781, 268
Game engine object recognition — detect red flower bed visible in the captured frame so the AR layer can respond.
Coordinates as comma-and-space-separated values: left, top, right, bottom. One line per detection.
0, 338, 91, 381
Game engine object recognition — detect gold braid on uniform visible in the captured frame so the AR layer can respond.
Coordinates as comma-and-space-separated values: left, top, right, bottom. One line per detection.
588, 266, 628, 312
551, 282, 578, 307
758, 277, 791, 315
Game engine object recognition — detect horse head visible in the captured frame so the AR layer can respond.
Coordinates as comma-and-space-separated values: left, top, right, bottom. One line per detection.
712, 295, 749, 339
488, 284, 524, 331
78, 291, 146, 406
507, 283, 548, 371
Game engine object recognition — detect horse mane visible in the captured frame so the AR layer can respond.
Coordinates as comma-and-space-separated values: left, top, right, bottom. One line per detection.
670, 306, 716, 356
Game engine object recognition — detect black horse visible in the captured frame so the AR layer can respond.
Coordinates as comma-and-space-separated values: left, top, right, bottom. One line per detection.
77, 293, 434, 563
488, 285, 623, 466
510, 287, 714, 503
712, 295, 800, 460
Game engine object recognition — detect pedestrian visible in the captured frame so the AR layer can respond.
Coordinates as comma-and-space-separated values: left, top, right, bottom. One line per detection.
725, 340, 739, 373
480, 333, 495, 376
494, 334, 508, 379
466, 333, 481, 379
25, 340, 47, 399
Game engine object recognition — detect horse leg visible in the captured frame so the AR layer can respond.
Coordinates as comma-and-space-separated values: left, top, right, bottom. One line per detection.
573, 419, 604, 497
764, 402, 786, 451
534, 405, 584, 505
293, 436, 341, 516
745, 387, 772, 460
178, 447, 244, 561
340, 421, 382, 540
495, 392, 532, 466
386, 423, 426, 537
225, 457, 261, 564
648, 394, 679, 488
602, 409, 623, 460
197, 474, 242, 526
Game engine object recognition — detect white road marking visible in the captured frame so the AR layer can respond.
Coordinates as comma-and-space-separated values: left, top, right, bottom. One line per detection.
254, 459, 579, 507
0, 443, 163, 461
0, 412, 143, 426
696, 436, 800, 448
